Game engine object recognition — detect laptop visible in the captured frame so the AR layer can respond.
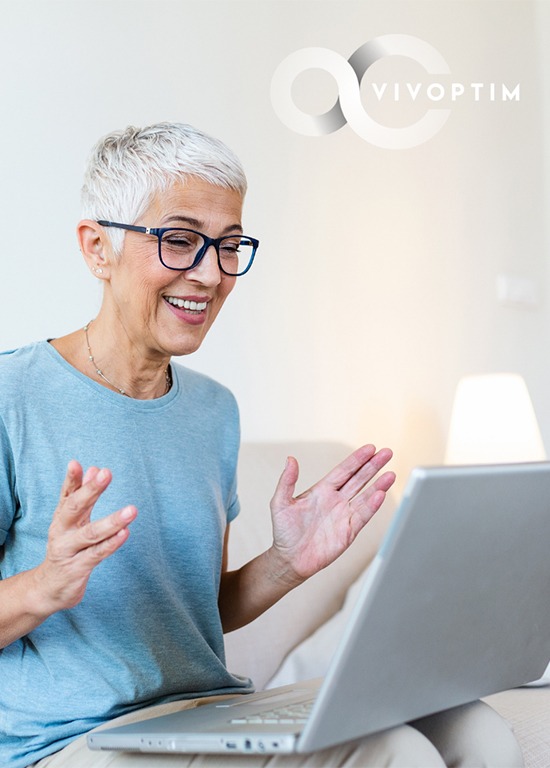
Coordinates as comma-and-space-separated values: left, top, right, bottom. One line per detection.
88, 462, 550, 756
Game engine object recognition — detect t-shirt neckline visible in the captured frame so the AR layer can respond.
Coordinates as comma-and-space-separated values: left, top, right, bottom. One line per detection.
41, 340, 181, 412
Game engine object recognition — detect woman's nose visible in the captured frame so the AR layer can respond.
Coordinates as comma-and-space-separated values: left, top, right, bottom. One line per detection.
186, 244, 222, 285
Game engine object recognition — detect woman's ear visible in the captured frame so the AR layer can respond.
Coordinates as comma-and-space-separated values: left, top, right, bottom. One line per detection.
77, 220, 113, 279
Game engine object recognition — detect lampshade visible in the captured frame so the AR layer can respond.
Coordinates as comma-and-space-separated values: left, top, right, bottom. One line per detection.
445, 373, 546, 465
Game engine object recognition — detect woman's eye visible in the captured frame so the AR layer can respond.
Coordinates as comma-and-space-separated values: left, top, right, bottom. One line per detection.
165, 237, 194, 248
221, 240, 241, 255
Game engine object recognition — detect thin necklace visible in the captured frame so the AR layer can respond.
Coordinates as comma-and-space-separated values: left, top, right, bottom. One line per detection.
84, 320, 171, 397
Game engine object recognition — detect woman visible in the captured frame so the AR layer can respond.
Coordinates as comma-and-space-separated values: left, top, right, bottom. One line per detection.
0, 123, 522, 767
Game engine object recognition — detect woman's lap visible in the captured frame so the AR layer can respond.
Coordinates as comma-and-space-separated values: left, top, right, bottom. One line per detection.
31, 696, 523, 768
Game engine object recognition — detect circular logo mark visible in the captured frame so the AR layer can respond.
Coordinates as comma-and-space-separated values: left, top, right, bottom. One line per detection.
271, 34, 451, 149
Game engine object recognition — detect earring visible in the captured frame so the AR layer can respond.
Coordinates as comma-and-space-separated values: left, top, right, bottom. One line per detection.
94, 267, 104, 275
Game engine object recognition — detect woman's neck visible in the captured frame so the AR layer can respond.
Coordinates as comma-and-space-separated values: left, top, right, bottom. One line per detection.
50, 316, 172, 400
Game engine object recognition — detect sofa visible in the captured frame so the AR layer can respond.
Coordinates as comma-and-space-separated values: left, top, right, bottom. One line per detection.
225, 442, 550, 767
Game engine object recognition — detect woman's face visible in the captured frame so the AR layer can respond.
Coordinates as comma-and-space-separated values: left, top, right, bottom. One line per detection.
104, 177, 243, 359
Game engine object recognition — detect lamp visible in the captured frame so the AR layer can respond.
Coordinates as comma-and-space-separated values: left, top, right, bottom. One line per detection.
445, 373, 546, 465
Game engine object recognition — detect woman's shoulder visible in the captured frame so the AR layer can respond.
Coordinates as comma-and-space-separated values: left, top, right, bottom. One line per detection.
171, 362, 238, 408
0, 341, 50, 396
0, 340, 47, 371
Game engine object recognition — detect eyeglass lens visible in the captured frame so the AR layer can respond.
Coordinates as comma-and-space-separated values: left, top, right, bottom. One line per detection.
160, 230, 255, 275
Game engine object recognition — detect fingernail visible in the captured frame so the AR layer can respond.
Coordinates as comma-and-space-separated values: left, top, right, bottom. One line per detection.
97, 469, 109, 483
121, 506, 135, 521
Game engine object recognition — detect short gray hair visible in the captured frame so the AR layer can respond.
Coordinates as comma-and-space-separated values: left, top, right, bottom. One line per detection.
81, 122, 247, 256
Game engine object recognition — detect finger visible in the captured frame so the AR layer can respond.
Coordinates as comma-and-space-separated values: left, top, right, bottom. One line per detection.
59, 460, 84, 501
82, 466, 100, 485
349, 469, 396, 511
78, 522, 133, 568
360, 469, 397, 499
77, 506, 137, 550
348, 476, 395, 536
56, 468, 112, 529
338, 447, 394, 500
271, 456, 300, 508
352, 489, 387, 531
373, 470, 397, 493
321, 445, 378, 491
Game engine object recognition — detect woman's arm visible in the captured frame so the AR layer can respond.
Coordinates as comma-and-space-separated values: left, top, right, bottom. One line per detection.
218, 444, 395, 633
0, 461, 137, 649
218, 533, 303, 633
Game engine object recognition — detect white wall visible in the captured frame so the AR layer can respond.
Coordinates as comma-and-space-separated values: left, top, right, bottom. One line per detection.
0, 0, 547, 493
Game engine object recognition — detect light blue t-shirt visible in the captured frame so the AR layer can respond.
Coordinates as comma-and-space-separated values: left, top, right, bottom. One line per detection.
0, 341, 253, 768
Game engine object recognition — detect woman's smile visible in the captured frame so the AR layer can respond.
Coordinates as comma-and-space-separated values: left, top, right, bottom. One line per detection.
163, 293, 211, 325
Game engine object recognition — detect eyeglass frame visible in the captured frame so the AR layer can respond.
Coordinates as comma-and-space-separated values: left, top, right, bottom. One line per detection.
96, 220, 259, 276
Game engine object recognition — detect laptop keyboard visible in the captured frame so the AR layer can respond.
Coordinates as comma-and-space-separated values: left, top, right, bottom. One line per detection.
229, 699, 314, 725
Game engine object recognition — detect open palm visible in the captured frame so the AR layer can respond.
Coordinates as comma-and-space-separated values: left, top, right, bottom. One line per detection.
269, 444, 395, 583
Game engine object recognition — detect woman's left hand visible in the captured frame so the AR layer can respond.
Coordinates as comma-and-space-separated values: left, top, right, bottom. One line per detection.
269, 444, 395, 586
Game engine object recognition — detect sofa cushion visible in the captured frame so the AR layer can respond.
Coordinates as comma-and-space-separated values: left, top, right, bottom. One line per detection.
483, 687, 550, 768
266, 561, 369, 688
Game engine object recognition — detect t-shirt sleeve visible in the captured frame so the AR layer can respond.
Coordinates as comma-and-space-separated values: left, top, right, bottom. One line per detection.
0, 417, 17, 548
226, 470, 240, 523
227, 492, 240, 523
223, 388, 241, 524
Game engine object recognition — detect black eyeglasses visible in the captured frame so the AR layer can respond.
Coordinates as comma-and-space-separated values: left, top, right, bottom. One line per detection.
97, 220, 259, 276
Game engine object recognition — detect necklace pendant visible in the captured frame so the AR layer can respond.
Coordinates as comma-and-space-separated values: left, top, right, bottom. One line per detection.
84, 319, 171, 398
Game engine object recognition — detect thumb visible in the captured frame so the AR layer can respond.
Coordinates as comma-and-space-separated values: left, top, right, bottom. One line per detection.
271, 456, 299, 508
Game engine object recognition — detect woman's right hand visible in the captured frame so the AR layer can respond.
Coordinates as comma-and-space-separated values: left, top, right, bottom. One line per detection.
32, 460, 137, 614
0, 460, 137, 648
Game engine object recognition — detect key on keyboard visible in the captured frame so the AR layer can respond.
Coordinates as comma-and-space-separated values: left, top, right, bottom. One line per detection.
230, 699, 314, 725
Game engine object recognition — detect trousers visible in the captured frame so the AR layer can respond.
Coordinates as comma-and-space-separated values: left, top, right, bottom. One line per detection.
32, 696, 524, 768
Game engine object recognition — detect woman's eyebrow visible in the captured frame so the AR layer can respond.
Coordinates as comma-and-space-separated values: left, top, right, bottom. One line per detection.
161, 215, 243, 234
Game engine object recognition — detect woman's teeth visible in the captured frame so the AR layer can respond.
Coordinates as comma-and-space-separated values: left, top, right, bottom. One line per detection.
166, 297, 207, 312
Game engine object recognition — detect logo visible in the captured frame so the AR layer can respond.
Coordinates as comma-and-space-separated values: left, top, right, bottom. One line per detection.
271, 34, 520, 149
